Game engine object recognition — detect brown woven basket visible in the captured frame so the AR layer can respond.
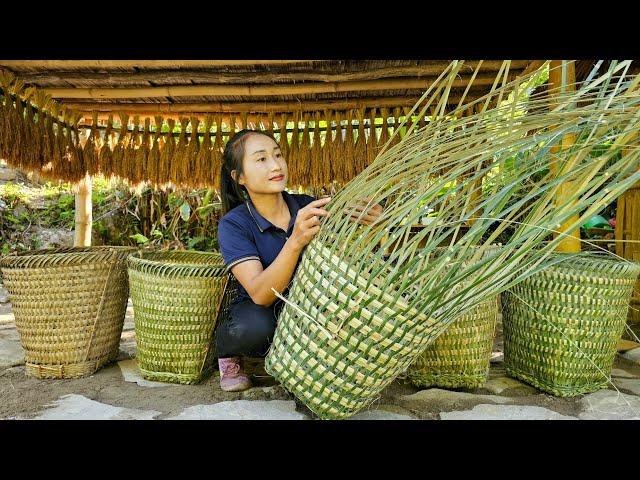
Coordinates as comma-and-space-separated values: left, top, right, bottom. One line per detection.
0, 246, 136, 379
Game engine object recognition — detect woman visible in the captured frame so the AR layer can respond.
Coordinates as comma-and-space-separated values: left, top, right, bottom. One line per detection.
216, 129, 383, 392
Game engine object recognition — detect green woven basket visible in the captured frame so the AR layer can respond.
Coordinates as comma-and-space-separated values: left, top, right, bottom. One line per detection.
502, 253, 640, 397
127, 250, 230, 384
0, 246, 135, 379
264, 242, 499, 419
407, 295, 498, 389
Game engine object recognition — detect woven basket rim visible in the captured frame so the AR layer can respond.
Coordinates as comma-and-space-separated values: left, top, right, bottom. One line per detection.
127, 249, 225, 273
538, 252, 640, 277
0, 246, 138, 268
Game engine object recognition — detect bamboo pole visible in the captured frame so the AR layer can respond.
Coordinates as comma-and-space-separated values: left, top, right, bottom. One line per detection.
615, 128, 640, 258
64, 98, 434, 116
43, 75, 499, 99
548, 60, 581, 253
63, 92, 487, 119
9, 62, 532, 84
74, 172, 92, 247
0, 60, 315, 69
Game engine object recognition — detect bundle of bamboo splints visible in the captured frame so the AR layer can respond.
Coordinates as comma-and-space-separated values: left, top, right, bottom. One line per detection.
0, 70, 419, 190
264, 60, 640, 419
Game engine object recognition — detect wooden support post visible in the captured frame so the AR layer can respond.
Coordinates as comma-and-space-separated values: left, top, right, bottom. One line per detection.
548, 60, 581, 253
74, 173, 92, 247
615, 129, 639, 257
615, 130, 640, 325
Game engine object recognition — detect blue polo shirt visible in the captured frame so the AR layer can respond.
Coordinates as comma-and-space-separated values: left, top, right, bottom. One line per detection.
217, 190, 315, 305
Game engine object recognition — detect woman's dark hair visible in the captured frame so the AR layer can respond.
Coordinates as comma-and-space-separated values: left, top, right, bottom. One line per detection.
220, 129, 280, 215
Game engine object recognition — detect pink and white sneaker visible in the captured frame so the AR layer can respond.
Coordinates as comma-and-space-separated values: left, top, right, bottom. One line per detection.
218, 356, 253, 392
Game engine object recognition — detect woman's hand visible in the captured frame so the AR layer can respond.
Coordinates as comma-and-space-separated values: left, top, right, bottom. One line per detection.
288, 197, 332, 252
344, 197, 383, 226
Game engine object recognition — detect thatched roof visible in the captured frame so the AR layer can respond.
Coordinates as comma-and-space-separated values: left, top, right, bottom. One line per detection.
0, 60, 577, 189
0, 60, 538, 120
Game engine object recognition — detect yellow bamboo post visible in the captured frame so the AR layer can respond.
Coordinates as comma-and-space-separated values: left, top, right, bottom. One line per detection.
74, 172, 92, 246
548, 60, 581, 253
615, 130, 640, 325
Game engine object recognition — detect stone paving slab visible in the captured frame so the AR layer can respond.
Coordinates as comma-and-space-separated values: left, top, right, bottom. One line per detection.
611, 368, 638, 379
16, 394, 162, 420
0, 329, 24, 369
441, 404, 577, 420
578, 390, 640, 420
480, 376, 537, 396
621, 348, 640, 365
117, 359, 169, 388
611, 378, 640, 396
167, 400, 309, 420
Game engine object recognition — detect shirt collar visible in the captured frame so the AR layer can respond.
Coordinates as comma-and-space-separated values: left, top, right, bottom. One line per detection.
245, 191, 301, 233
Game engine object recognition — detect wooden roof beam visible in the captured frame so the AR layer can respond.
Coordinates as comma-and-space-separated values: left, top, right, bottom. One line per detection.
0, 60, 316, 69
65, 93, 483, 118
43, 75, 500, 99
9, 61, 531, 84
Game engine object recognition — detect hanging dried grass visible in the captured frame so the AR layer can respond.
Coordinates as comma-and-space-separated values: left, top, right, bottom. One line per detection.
213, 114, 224, 188
125, 115, 140, 183
344, 110, 356, 184
185, 116, 200, 188
111, 113, 129, 180
161, 118, 176, 185
287, 112, 300, 188
33, 91, 52, 171
311, 112, 323, 188
299, 113, 313, 188
197, 115, 213, 188
328, 110, 342, 185
99, 115, 114, 180
354, 109, 367, 179
83, 112, 99, 177
21, 88, 38, 172
147, 116, 163, 187
278, 113, 289, 167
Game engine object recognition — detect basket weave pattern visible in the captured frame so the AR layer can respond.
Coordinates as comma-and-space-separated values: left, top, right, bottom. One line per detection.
502, 255, 640, 397
0, 246, 135, 378
407, 296, 498, 389
265, 242, 447, 419
127, 250, 229, 384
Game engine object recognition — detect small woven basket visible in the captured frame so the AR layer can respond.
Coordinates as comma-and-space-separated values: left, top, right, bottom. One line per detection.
407, 295, 498, 389
127, 250, 229, 384
502, 253, 640, 397
0, 246, 135, 379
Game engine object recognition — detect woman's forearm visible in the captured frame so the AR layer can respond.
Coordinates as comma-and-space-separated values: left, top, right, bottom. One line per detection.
245, 239, 303, 306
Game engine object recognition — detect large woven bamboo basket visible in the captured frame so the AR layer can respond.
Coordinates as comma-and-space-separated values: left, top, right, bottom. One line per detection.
502, 253, 640, 397
264, 242, 489, 420
127, 250, 229, 384
0, 246, 135, 379
407, 295, 498, 389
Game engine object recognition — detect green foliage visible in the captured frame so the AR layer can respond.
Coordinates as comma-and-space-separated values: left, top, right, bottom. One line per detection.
130, 233, 149, 244
1, 173, 221, 255
91, 183, 222, 252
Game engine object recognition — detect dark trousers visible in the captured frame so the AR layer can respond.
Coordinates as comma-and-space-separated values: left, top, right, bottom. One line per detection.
215, 298, 284, 359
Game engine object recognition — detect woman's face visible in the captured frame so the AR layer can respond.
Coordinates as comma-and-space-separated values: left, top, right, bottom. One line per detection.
235, 133, 288, 194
